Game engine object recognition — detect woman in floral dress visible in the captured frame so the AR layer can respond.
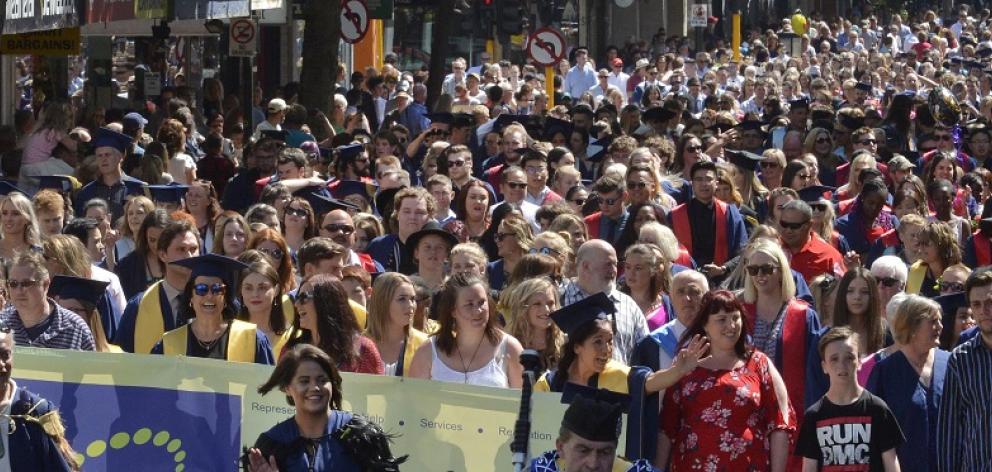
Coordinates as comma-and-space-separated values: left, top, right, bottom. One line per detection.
658, 290, 795, 471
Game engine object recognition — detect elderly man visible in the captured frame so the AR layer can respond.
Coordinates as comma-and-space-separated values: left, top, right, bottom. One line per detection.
632, 270, 709, 372
0, 326, 77, 469
779, 200, 846, 283
870, 255, 908, 311
74, 127, 145, 220
319, 209, 382, 274
561, 240, 649, 364
529, 395, 656, 472
0, 252, 94, 350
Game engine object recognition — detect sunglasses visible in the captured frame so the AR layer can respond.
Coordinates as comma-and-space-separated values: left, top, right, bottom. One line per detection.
449, 159, 468, 167
495, 232, 515, 242
626, 181, 649, 189
745, 264, 778, 276
285, 207, 308, 218
323, 224, 355, 235
599, 197, 621, 206
779, 220, 809, 230
505, 182, 528, 190
259, 247, 285, 260
760, 162, 779, 169
193, 283, 226, 296
939, 281, 965, 292
810, 203, 829, 212
571, 198, 587, 206
6, 279, 38, 290
878, 277, 903, 288
295, 290, 315, 304
530, 247, 562, 256
858, 139, 877, 146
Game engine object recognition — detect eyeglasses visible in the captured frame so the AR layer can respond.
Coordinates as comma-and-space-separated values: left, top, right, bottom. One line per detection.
6, 279, 38, 290
530, 247, 562, 256
505, 182, 528, 190
449, 159, 468, 167
745, 264, 778, 276
858, 139, 878, 146
878, 277, 903, 288
599, 196, 621, 206
285, 207, 308, 218
295, 290, 315, 304
259, 247, 285, 260
779, 219, 809, 230
626, 181, 649, 189
939, 281, 965, 292
571, 198, 587, 206
495, 232, 515, 242
323, 224, 355, 235
193, 283, 227, 296
760, 161, 779, 169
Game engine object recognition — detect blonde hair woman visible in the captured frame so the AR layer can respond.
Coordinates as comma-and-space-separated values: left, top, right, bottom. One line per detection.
505, 277, 564, 375
366, 272, 429, 377
449, 242, 488, 279
739, 238, 824, 424
111, 196, 154, 269
0, 192, 42, 262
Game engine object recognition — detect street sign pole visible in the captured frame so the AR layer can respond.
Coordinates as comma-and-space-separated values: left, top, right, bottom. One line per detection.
545, 66, 554, 108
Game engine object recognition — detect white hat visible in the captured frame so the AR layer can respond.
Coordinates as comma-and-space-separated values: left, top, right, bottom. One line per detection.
267, 98, 288, 113
635, 58, 650, 69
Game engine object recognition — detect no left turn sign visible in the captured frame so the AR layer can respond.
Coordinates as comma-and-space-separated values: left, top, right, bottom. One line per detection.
527, 27, 566, 66
341, 0, 370, 44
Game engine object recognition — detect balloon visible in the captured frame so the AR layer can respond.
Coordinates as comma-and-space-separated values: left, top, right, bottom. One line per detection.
928, 86, 962, 128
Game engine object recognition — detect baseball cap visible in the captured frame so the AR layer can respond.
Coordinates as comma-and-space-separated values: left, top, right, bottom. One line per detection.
635, 58, 650, 69
887, 154, 916, 172
123, 112, 148, 128
267, 98, 288, 113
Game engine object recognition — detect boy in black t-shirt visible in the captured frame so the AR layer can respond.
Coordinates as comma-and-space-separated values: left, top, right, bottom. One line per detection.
795, 327, 904, 472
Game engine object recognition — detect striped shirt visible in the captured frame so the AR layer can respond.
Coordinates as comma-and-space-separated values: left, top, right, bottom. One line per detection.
937, 334, 992, 472
560, 281, 648, 365
0, 300, 95, 351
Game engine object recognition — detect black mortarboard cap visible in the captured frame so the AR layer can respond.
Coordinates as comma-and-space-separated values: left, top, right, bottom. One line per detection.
936, 291, 968, 346
0, 181, 28, 197
92, 127, 132, 154
123, 178, 147, 197
319, 147, 333, 159
735, 119, 769, 136
330, 180, 376, 202
891, 91, 916, 109
375, 186, 405, 219
37, 175, 79, 194
543, 117, 574, 140
642, 106, 676, 123
259, 129, 289, 143
960, 35, 977, 47
310, 192, 360, 214
560, 391, 625, 442
798, 185, 836, 203
147, 184, 189, 204
725, 149, 764, 172
170, 254, 250, 287
451, 113, 474, 128
855, 82, 872, 92
586, 137, 612, 162
788, 97, 810, 110
978, 46, 992, 58
336, 143, 365, 160
427, 112, 453, 125
550, 292, 615, 336
49, 275, 110, 307
493, 114, 531, 134
837, 114, 864, 131
951, 57, 964, 65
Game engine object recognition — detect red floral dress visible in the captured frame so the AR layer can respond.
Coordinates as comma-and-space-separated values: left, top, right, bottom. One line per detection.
661, 351, 795, 471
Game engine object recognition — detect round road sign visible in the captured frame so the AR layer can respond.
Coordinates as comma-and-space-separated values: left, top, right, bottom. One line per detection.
341, 0, 370, 44
527, 27, 566, 66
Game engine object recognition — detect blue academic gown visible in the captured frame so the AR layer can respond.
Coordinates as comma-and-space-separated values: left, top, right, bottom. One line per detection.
7, 387, 72, 471
661, 178, 692, 205
253, 411, 360, 472
867, 349, 950, 472
95, 291, 119, 341
486, 259, 507, 291
149, 327, 275, 365
835, 210, 897, 255
114, 285, 180, 353
366, 233, 415, 274
115, 250, 156, 300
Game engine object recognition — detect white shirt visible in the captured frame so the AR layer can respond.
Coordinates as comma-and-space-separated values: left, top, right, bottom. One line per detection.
489, 199, 541, 234
251, 120, 280, 142
162, 280, 184, 323
560, 282, 648, 365
608, 71, 630, 98
91, 265, 127, 321
654, 319, 688, 369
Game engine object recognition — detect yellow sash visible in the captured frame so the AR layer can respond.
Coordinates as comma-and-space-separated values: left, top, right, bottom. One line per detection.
162, 319, 258, 363
350, 300, 367, 329
534, 360, 631, 393
135, 281, 166, 354
906, 260, 928, 295
403, 329, 429, 377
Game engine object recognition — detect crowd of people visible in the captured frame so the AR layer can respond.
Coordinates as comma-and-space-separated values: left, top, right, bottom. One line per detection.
4, 3, 992, 472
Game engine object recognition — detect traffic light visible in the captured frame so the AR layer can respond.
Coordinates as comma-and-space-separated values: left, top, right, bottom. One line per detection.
497, 0, 523, 35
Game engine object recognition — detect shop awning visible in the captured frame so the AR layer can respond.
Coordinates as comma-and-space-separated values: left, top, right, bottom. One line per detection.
2, 0, 81, 35
173, 0, 251, 20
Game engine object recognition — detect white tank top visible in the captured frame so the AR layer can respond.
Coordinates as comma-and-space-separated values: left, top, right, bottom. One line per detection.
429, 335, 509, 388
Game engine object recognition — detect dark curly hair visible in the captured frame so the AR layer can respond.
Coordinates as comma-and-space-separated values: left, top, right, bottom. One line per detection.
286, 274, 360, 367
258, 343, 343, 409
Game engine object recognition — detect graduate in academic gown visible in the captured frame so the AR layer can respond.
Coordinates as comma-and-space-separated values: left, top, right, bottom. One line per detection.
534, 293, 707, 461
150, 254, 274, 364
48, 276, 123, 353
867, 296, 951, 472
667, 161, 748, 269
834, 178, 897, 254
246, 344, 406, 471
962, 216, 992, 268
